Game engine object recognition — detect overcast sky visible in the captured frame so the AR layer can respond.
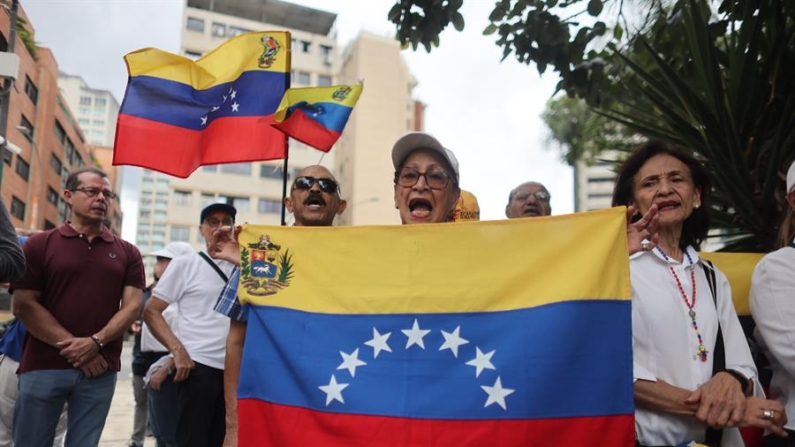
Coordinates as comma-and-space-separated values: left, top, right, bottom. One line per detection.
22, 0, 573, 238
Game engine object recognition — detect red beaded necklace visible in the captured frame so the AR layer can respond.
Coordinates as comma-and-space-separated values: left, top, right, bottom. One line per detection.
657, 247, 708, 362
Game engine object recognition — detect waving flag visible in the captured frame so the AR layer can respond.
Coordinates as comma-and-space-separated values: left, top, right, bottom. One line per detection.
114, 32, 290, 178
272, 84, 362, 151
234, 208, 635, 447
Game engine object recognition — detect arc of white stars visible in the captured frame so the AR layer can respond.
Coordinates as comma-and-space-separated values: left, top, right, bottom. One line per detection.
222, 94, 228, 102
318, 374, 348, 406
200, 116, 207, 126
481, 376, 514, 410
401, 319, 431, 349
231, 102, 240, 112
439, 326, 469, 358
466, 347, 496, 378
364, 328, 392, 358
230, 89, 237, 99
210, 106, 220, 112
337, 348, 367, 377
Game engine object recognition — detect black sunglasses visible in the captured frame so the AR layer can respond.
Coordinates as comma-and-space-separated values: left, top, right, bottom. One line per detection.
293, 176, 340, 194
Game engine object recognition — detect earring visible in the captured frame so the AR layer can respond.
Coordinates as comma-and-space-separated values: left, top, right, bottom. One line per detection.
694, 203, 700, 209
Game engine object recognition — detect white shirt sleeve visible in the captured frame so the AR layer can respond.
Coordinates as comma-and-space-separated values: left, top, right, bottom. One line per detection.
750, 254, 795, 380
151, 255, 192, 305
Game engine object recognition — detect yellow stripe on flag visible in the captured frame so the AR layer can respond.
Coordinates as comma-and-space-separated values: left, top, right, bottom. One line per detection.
237, 207, 631, 314
125, 31, 290, 88
699, 252, 764, 316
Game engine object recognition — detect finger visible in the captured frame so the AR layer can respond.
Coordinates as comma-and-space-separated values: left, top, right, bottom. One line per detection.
685, 388, 702, 404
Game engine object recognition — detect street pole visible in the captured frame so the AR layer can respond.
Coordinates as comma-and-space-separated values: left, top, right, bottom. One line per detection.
0, 0, 19, 186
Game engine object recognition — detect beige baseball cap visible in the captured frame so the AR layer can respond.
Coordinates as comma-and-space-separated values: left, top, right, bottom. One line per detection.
391, 132, 459, 183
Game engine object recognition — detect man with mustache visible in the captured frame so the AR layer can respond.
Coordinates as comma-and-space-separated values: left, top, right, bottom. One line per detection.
505, 181, 552, 218
210, 165, 346, 447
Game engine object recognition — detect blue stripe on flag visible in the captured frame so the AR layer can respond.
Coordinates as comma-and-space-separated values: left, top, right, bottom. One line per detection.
238, 300, 633, 420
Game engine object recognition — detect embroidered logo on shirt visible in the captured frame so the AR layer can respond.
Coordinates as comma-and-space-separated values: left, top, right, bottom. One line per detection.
108, 253, 117, 259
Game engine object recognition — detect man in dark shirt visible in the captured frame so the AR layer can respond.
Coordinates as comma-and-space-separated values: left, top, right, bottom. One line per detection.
11, 167, 145, 447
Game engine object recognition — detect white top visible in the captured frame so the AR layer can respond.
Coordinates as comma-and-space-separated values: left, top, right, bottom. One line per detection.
141, 303, 178, 353
632, 246, 762, 447
152, 249, 235, 370
750, 239, 795, 430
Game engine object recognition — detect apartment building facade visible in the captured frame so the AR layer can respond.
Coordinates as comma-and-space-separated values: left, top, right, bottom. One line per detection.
0, 8, 122, 234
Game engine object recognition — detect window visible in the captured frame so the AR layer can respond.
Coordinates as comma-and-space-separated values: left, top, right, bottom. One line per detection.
186, 17, 204, 32
95, 98, 107, 108
47, 187, 59, 205
15, 157, 29, 181
79, 96, 92, 106
140, 209, 151, 219
170, 225, 190, 242
259, 165, 286, 180
211, 22, 226, 37
258, 199, 281, 214
142, 177, 153, 185
320, 45, 333, 58
154, 210, 167, 220
184, 50, 202, 59
156, 178, 168, 186
297, 71, 310, 85
219, 163, 251, 176
152, 231, 165, 242
202, 165, 218, 173
232, 197, 250, 212
318, 75, 332, 87
9, 197, 24, 220
24, 76, 38, 105
174, 190, 192, 206
54, 120, 66, 144
20, 115, 34, 140
2, 147, 11, 166
93, 119, 105, 127
78, 107, 90, 115
228, 26, 251, 37
65, 139, 75, 164
201, 193, 216, 207
50, 154, 63, 174
301, 40, 311, 53
74, 152, 84, 168
78, 118, 89, 126
155, 199, 168, 210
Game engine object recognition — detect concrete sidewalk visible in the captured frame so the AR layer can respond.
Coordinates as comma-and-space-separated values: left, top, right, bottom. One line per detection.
99, 339, 151, 447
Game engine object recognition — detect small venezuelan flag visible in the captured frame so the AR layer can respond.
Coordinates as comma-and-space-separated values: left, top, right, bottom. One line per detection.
235, 208, 636, 447
272, 84, 362, 152
114, 31, 291, 178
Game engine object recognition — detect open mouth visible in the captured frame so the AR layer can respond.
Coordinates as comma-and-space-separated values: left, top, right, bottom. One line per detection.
304, 195, 326, 210
656, 201, 680, 212
522, 205, 541, 216
409, 198, 433, 219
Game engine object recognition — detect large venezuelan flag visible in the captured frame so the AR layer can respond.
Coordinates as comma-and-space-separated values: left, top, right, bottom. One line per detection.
236, 208, 635, 447
114, 32, 290, 178
272, 84, 362, 151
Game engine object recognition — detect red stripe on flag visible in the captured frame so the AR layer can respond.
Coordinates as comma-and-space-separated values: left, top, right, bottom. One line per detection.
272, 109, 341, 152
238, 399, 635, 447
113, 114, 286, 178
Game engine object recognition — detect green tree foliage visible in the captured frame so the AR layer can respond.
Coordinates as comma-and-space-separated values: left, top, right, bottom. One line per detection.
391, 0, 795, 252
541, 95, 636, 166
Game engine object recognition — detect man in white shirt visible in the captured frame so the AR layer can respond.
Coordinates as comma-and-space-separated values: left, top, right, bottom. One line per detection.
144, 204, 237, 447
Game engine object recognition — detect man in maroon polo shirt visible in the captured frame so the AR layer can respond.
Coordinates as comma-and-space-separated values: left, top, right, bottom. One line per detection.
11, 167, 145, 447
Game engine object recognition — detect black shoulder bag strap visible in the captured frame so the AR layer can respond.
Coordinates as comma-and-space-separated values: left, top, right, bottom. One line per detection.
702, 259, 724, 447
789, 241, 795, 249
198, 251, 229, 283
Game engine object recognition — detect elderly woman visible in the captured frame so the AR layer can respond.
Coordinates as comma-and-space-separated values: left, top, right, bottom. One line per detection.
750, 160, 795, 447
391, 132, 461, 224
613, 140, 786, 446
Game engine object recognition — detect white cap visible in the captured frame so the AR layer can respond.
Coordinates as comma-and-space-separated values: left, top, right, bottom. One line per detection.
391, 132, 459, 183
149, 242, 195, 259
787, 160, 795, 193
